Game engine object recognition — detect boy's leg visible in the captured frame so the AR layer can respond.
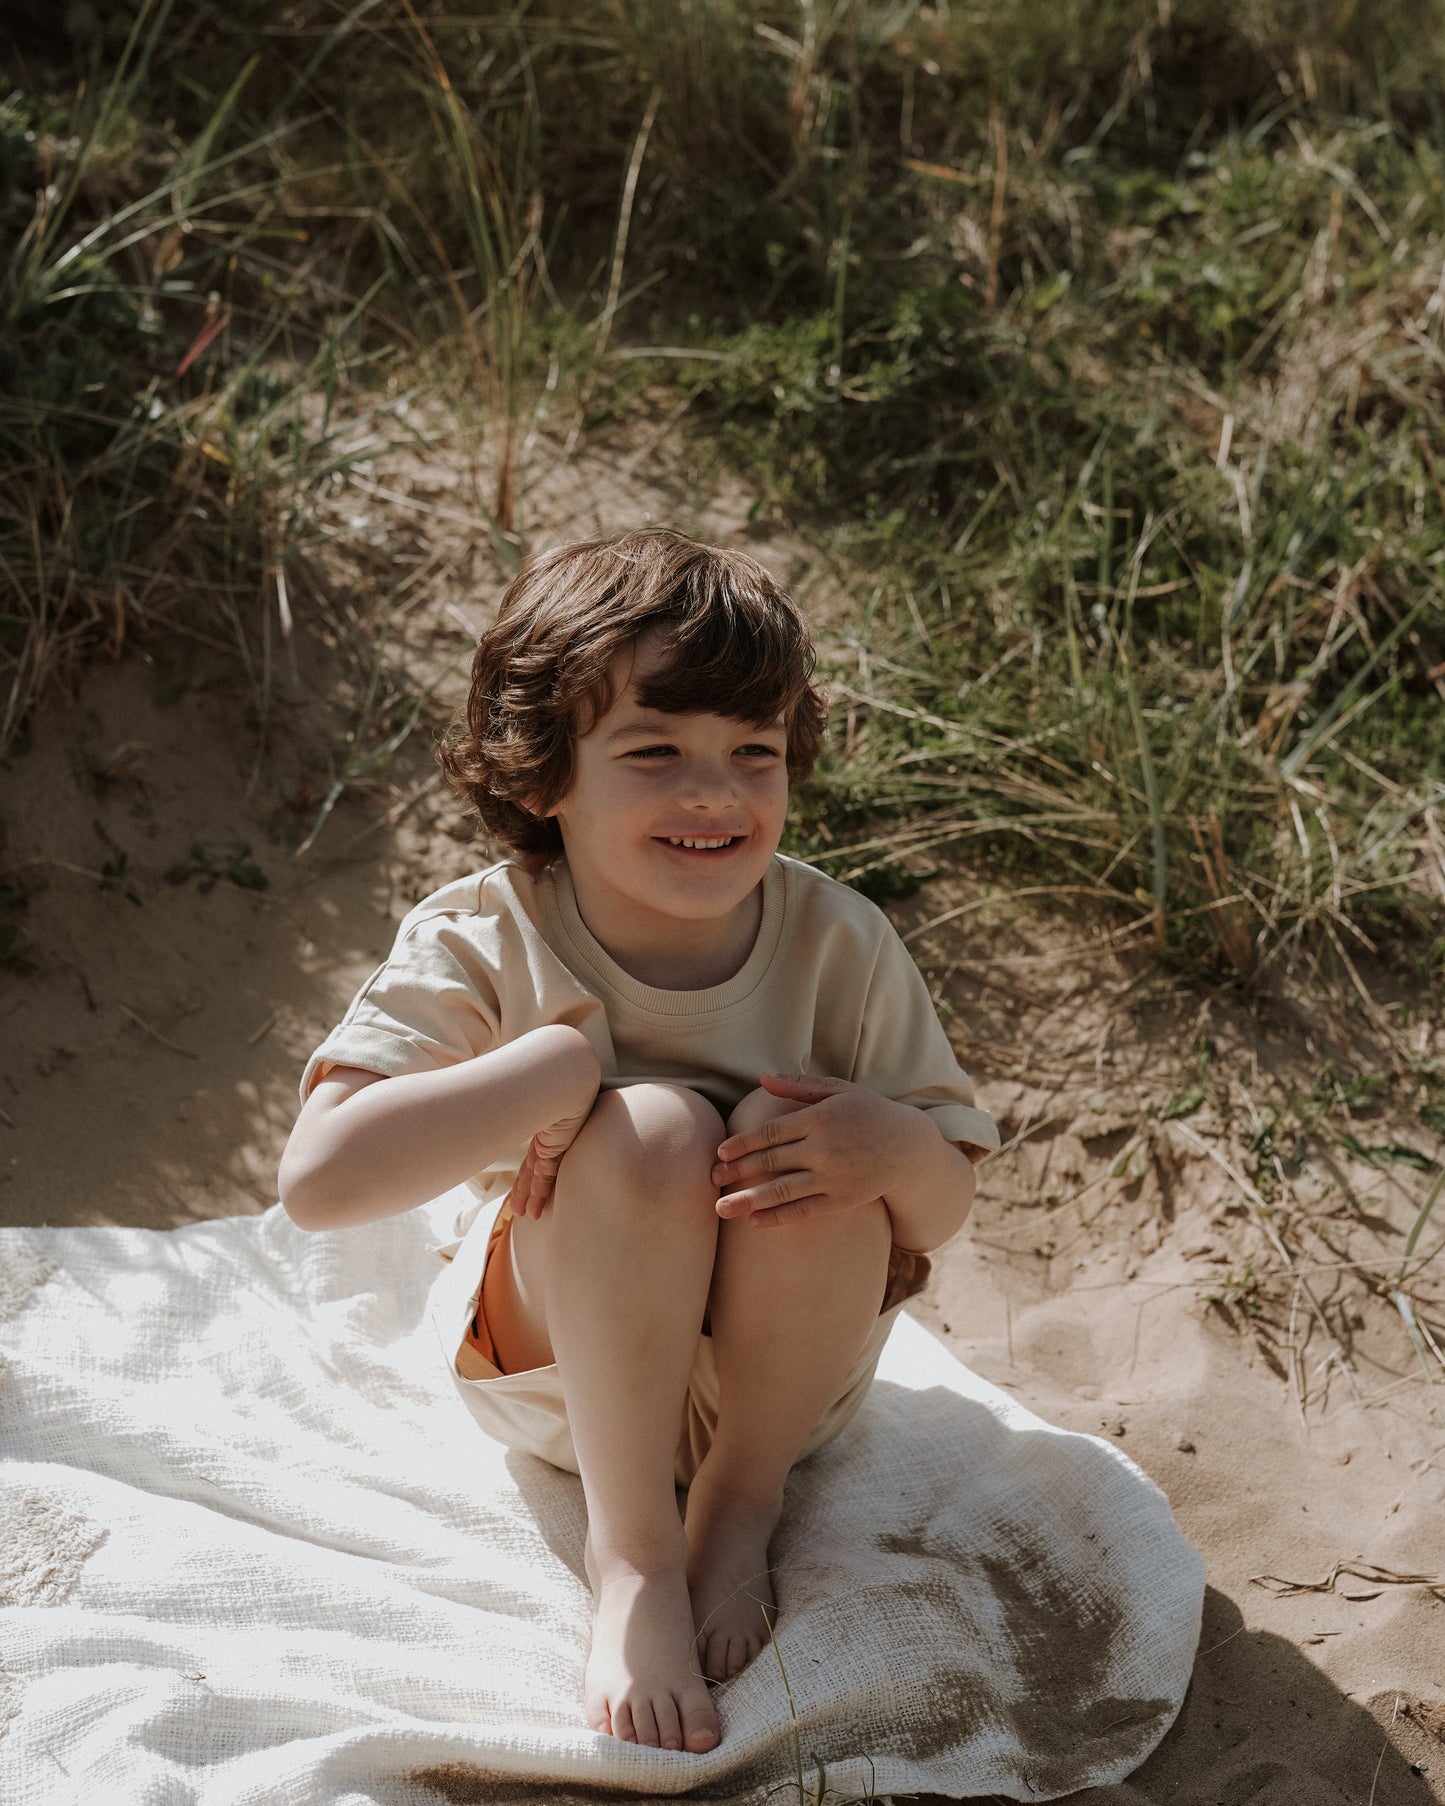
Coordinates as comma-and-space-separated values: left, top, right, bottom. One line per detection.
498, 1083, 725, 1753
684, 1088, 893, 1682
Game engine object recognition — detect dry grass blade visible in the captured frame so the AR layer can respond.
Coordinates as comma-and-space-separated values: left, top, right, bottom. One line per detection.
1164, 1117, 1372, 1418
1391, 1168, 1445, 1413
117, 1004, 199, 1061
563, 83, 663, 460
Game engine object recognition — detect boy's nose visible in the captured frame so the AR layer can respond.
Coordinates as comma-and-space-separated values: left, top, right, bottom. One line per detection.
676, 758, 739, 803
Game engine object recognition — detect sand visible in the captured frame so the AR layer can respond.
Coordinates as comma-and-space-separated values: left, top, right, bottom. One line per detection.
2, 414, 1441, 1803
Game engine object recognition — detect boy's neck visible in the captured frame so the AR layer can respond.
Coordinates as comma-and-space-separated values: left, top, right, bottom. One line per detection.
560, 862, 767, 992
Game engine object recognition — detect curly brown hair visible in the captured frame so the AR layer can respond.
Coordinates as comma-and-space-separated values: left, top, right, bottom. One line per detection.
437, 528, 830, 860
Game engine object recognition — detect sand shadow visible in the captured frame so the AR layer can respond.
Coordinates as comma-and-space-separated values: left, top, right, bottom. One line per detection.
0, 636, 464, 1233
1052, 1585, 1441, 1806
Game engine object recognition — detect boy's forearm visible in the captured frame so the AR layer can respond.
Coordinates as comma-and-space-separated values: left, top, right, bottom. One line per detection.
880, 1110, 979, 1254
280, 1024, 600, 1231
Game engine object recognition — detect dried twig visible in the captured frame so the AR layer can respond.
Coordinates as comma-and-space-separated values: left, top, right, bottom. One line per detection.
246, 1011, 278, 1047
118, 1003, 199, 1061
1251, 1562, 1445, 1602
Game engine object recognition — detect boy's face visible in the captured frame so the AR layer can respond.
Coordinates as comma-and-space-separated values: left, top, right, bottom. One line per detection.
543, 630, 791, 932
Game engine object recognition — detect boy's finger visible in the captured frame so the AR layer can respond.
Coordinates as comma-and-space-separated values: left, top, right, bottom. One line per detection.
716, 1170, 816, 1218
760, 1071, 845, 1096
712, 1143, 807, 1185
746, 1192, 834, 1227
715, 1115, 810, 1164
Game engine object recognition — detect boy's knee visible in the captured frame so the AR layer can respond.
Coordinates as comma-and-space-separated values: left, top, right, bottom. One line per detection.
726, 1086, 807, 1138
572, 1082, 724, 1178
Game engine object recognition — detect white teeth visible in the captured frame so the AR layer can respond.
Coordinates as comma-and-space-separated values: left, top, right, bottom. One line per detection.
667, 836, 734, 849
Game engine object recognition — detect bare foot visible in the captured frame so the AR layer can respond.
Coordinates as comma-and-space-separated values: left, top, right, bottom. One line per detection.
684, 1480, 784, 1682
582, 1537, 721, 1752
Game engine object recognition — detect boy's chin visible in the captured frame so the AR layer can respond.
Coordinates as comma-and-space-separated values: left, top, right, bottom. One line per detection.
645, 850, 776, 904
650, 869, 767, 908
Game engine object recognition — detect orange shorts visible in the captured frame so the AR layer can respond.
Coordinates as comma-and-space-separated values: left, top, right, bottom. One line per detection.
427, 1190, 930, 1489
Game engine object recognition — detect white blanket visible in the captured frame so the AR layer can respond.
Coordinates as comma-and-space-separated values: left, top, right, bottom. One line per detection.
0, 1194, 1203, 1805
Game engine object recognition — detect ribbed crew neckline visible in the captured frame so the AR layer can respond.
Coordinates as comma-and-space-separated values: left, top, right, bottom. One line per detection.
540, 856, 787, 1017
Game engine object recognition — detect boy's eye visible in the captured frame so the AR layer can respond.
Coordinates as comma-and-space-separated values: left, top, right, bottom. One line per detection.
624, 743, 781, 759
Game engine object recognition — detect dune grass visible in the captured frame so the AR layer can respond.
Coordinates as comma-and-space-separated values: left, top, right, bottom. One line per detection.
0, 0, 1430, 1040
2, 0, 1442, 1021
0, 0, 428, 765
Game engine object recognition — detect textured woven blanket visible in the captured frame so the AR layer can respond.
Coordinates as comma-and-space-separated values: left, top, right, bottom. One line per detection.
0, 1190, 1203, 1805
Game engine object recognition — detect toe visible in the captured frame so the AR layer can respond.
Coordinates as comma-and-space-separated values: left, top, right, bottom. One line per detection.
612, 1701, 638, 1743
654, 1694, 683, 1752
634, 1697, 665, 1747
702, 1632, 729, 1682
682, 1696, 722, 1754
726, 1634, 750, 1677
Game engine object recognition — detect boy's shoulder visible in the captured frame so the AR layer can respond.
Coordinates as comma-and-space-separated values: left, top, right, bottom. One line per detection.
774, 853, 902, 951
390, 856, 541, 940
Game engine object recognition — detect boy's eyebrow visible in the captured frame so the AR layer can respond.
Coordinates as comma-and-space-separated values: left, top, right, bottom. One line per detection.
603, 714, 786, 742
604, 715, 675, 739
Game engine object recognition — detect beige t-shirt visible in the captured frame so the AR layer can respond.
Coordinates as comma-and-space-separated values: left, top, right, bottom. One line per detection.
301, 853, 999, 1197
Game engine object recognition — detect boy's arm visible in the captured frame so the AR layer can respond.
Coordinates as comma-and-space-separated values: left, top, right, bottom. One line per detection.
279, 1023, 600, 1232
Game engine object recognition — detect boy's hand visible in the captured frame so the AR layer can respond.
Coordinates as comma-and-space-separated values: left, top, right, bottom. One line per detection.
507, 1094, 595, 1220
710, 1072, 935, 1227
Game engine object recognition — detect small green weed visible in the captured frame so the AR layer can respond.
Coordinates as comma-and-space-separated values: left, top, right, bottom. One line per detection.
1336, 1133, 1437, 1175
99, 852, 143, 907
1312, 1067, 1390, 1115
0, 875, 45, 974
1206, 1264, 1266, 1319
164, 843, 268, 894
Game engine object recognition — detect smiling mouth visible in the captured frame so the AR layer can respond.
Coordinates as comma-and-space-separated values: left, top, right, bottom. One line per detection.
656, 834, 744, 852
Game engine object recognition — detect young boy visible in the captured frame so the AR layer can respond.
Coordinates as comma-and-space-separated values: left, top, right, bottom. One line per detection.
278, 529, 998, 1758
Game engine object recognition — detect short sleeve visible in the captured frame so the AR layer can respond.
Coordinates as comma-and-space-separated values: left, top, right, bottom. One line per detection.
850, 923, 1000, 1155
298, 911, 502, 1104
